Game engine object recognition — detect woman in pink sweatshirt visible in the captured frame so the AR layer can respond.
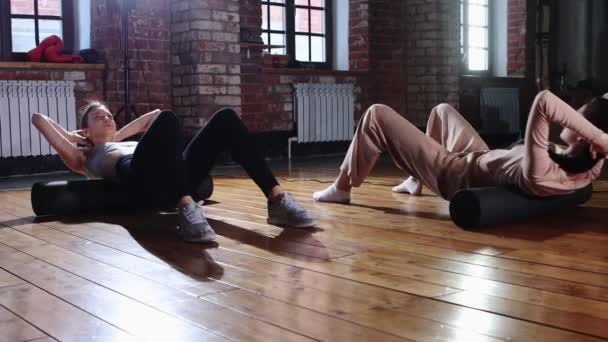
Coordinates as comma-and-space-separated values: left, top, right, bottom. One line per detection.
313, 91, 608, 203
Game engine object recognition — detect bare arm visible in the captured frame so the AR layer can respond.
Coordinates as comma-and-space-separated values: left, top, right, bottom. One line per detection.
31, 113, 88, 174
40, 114, 89, 145
114, 109, 162, 141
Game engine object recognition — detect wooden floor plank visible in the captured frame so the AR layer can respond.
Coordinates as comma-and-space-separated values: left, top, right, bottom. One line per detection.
500, 249, 608, 275
204, 196, 608, 291
0, 261, 23, 289
0, 282, 139, 342
4, 203, 592, 337
0, 230, 312, 342
1, 212, 503, 341
211, 238, 608, 340
0, 245, 232, 342
194, 199, 608, 304
0, 304, 50, 342
1, 214, 235, 297
8, 198, 604, 340
212, 184, 606, 255
332, 252, 608, 320
203, 247, 608, 340
202, 289, 418, 342
438, 290, 608, 339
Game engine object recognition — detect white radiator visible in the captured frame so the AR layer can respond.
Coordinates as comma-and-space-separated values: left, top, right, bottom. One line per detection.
0, 80, 76, 158
293, 83, 355, 144
480, 87, 520, 135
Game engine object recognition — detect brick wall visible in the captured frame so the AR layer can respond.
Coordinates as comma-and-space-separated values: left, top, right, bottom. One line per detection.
91, 0, 172, 127
239, 0, 370, 132
407, 0, 461, 126
508, 0, 527, 76
367, 0, 461, 126
238, 0, 462, 130
170, 0, 241, 136
369, 0, 405, 114
349, 0, 370, 71
240, 0, 283, 131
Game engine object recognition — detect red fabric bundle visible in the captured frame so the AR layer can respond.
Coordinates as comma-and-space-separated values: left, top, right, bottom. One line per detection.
27, 35, 84, 63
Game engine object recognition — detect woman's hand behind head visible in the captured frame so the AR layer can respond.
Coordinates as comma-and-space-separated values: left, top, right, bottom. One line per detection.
590, 133, 608, 160
70, 130, 91, 146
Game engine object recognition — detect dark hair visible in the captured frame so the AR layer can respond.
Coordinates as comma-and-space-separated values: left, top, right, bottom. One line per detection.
80, 101, 110, 129
549, 97, 608, 173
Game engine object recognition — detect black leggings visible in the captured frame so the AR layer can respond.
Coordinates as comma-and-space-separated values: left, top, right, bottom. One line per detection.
116, 109, 279, 208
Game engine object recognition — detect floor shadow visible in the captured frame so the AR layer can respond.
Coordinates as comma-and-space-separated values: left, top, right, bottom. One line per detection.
41, 208, 325, 280
466, 206, 608, 241
322, 200, 607, 243
347, 202, 452, 221
208, 218, 327, 256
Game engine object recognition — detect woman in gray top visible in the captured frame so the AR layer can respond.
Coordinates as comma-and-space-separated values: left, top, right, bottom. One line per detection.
32, 101, 317, 242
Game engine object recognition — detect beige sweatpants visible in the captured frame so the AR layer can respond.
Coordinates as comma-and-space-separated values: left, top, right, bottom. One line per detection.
340, 103, 491, 199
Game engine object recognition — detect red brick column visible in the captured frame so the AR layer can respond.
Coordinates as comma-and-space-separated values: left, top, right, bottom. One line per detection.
368, 0, 405, 114
171, 0, 241, 135
508, 0, 527, 76
349, 0, 370, 71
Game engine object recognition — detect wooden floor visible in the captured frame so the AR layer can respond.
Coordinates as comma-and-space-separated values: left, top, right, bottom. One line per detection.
1, 159, 608, 342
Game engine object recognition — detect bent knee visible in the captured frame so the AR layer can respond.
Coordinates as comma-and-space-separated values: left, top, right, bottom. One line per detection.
534, 90, 553, 105
432, 103, 457, 118
365, 104, 400, 122
157, 110, 178, 121
212, 108, 239, 121
154, 110, 180, 129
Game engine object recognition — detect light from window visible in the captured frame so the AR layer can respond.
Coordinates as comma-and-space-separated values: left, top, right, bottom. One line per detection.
261, 0, 328, 65
295, 0, 326, 63
461, 0, 489, 72
10, 0, 63, 53
262, 0, 287, 55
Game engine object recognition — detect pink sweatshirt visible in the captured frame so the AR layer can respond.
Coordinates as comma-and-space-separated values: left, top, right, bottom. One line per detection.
475, 91, 605, 197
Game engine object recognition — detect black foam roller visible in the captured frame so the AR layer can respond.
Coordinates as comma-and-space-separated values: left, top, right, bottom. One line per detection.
31, 176, 214, 216
449, 185, 593, 229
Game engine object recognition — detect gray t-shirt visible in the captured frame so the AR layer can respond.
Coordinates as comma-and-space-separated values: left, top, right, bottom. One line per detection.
84, 141, 137, 180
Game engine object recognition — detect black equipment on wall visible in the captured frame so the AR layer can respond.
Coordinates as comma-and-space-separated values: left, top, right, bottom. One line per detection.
114, 0, 138, 128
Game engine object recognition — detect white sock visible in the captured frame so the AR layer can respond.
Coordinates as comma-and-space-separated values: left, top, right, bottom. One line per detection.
313, 183, 351, 204
392, 176, 422, 195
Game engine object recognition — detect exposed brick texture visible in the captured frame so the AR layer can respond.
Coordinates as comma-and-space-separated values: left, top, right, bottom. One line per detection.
170, 0, 242, 135
365, 0, 461, 126
349, 0, 370, 71
404, 0, 461, 126
508, 0, 527, 76
239, 0, 371, 132
369, 0, 405, 116
1, 0, 528, 135
91, 0, 172, 127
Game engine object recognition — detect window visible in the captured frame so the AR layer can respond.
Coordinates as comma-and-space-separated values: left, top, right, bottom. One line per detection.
461, 0, 490, 74
0, 0, 74, 61
262, 0, 332, 68
261, 0, 287, 55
